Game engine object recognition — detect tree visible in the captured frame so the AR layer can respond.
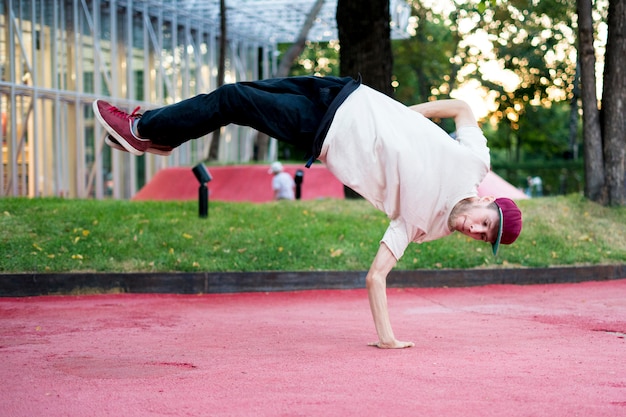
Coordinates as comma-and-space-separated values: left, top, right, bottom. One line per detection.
336, 0, 394, 96
336, 0, 394, 198
275, 0, 326, 78
280, 40, 340, 78
600, 0, 626, 205
475, 0, 578, 163
577, 0, 625, 205
577, 0, 605, 202
393, 0, 579, 165
207, 0, 227, 161
392, 1, 477, 134
393, 1, 471, 105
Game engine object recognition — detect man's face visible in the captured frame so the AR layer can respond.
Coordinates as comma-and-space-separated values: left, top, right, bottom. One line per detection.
453, 200, 500, 244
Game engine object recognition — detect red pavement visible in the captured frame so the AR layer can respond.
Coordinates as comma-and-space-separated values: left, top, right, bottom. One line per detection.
1, 279, 625, 416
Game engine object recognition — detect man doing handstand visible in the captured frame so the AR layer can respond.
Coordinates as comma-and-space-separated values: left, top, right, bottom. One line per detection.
93, 75, 522, 349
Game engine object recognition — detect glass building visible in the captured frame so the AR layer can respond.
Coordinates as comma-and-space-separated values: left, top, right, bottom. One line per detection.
1, 0, 409, 199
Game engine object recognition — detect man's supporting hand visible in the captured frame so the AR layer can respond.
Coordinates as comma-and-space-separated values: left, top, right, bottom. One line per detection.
368, 340, 415, 349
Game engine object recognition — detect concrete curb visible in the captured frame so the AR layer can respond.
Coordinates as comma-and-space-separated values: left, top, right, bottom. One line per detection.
1, 264, 625, 296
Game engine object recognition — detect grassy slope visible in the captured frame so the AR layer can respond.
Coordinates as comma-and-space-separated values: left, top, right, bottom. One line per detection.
1, 194, 625, 273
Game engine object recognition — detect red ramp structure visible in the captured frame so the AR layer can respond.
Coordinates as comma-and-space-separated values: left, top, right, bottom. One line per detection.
479, 171, 529, 200
133, 164, 345, 202
133, 165, 527, 202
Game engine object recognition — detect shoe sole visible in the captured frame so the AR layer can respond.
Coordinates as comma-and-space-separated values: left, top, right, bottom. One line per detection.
105, 136, 173, 156
105, 136, 127, 152
92, 100, 147, 156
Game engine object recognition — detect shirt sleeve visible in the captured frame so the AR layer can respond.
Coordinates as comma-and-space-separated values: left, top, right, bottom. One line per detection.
380, 218, 426, 260
456, 126, 490, 165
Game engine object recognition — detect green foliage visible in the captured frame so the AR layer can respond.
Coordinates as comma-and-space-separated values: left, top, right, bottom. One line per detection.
389, 0, 582, 167
392, 2, 465, 104
277, 41, 340, 77
472, 0, 578, 159
1, 195, 625, 273
278, 0, 584, 171
484, 101, 579, 163
492, 159, 584, 195
517, 103, 575, 158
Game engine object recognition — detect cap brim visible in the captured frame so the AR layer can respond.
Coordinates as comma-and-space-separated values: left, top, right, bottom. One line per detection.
492, 205, 504, 256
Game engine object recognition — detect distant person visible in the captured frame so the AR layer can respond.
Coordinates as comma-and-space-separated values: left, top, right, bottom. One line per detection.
93, 75, 522, 349
268, 161, 295, 200
526, 176, 543, 197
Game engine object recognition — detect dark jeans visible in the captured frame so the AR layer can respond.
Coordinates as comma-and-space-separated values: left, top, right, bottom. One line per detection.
138, 76, 358, 159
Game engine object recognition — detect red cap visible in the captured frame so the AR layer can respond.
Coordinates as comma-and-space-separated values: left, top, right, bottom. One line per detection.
492, 198, 523, 255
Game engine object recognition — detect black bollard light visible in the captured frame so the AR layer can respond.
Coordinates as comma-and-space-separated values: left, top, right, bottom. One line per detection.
192, 163, 212, 218
294, 169, 304, 200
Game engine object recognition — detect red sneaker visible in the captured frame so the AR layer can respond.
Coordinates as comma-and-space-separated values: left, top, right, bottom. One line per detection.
105, 135, 174, 156
93, 100, 151, 156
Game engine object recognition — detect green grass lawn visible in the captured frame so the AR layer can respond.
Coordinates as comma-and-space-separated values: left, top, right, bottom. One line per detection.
1, 194, 625, 273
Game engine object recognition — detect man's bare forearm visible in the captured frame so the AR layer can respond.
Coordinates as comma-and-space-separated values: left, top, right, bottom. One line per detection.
366, 268, 396, 344
366, 243, 414, 349
409, 99, 478, 127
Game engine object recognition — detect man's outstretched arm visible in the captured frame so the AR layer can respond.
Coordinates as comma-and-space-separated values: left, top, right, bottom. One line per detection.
409, 99, 478, 128
366, 243, 415, 349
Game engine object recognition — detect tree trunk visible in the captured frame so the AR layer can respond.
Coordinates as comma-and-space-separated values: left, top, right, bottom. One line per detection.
207, 0, 227, 161
255, 0, 326, 161
568, 61, 580, 160
601, 0, 626, 205
336, 0, 393, 96
577, 0, 606, 203
336, 0, 393, 198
